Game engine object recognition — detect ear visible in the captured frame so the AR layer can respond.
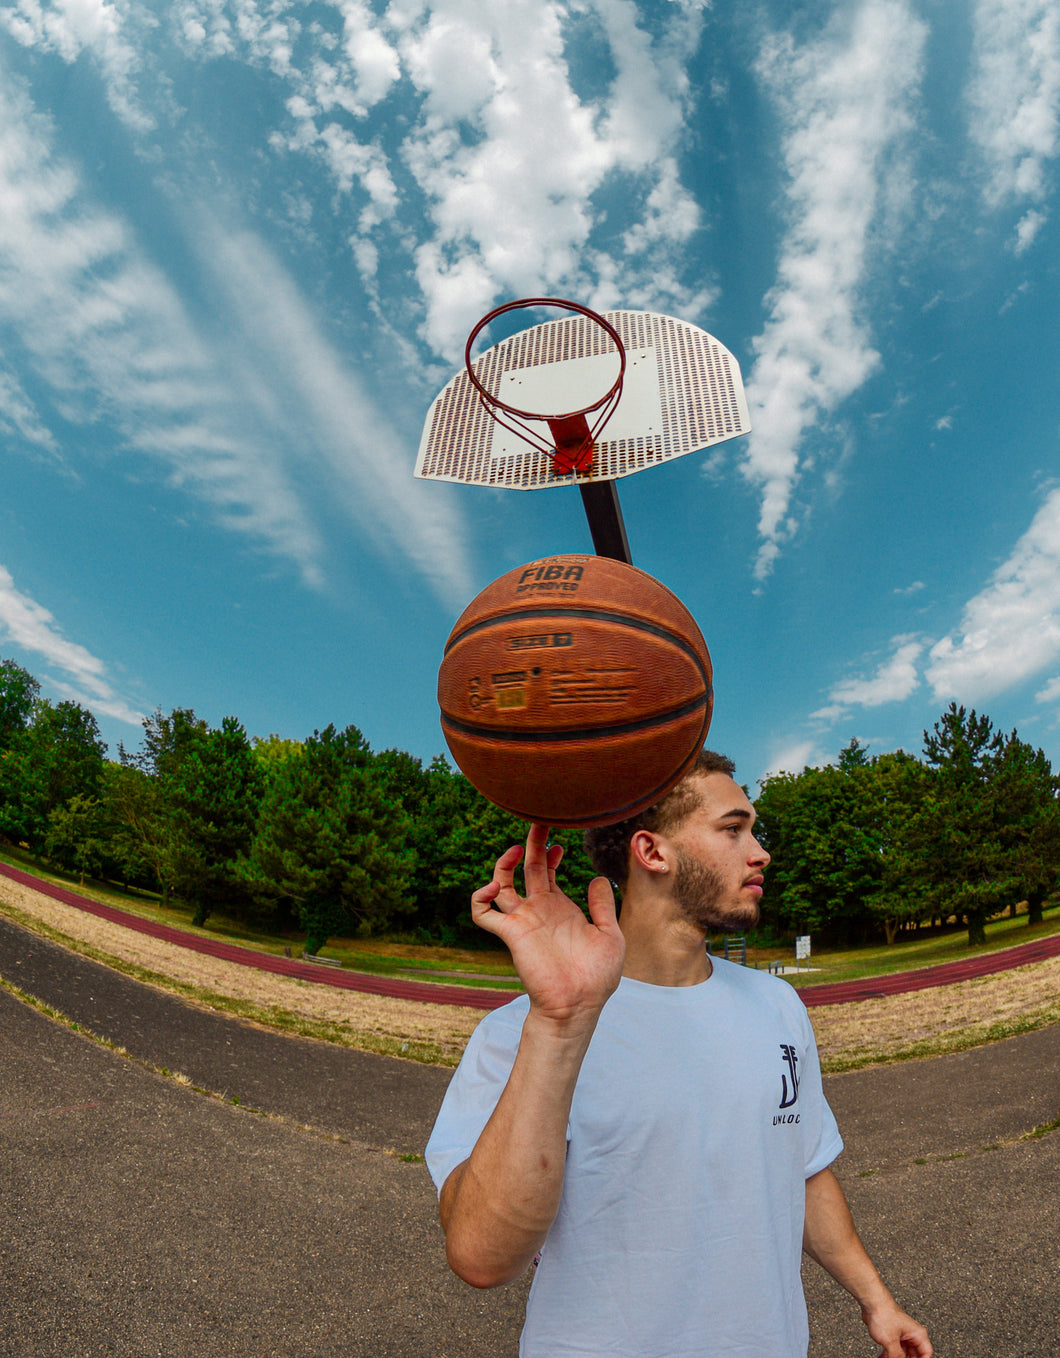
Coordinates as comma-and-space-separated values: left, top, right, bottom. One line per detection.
629, 829, 669, 876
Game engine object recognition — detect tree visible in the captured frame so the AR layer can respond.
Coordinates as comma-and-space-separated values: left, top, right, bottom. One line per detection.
105, 760, 170, 895
991, 734, 1060, 927
121, 708, 263, 924
396, 754, 600, 944
251, 733, 305, 769
754, 742, 936, 945
915, 704, 1011, 946
244, 725, 414, 952
861, 752, 933, 944
121, 708, 209, 904
0, 658, 40, 749
168, 716, 264, 926
0, 699, 107, 851
44, 794, 108, 885
755, 753, 886, 942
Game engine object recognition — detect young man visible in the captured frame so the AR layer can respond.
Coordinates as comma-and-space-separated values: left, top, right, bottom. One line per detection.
426, 751, 932, 1358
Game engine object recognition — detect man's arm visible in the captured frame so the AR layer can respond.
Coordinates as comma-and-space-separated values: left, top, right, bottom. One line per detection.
803, 1167, 932, 1358
439, 824, 625, 1289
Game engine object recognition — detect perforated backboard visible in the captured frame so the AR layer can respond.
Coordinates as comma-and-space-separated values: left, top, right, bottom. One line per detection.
415, 309, 750, 489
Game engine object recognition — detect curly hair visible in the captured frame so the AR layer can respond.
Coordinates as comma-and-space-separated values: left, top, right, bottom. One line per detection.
582, 749, 736, 889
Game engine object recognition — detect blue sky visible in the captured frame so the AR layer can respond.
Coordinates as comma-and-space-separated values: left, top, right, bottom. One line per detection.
0, 0, 1058, 791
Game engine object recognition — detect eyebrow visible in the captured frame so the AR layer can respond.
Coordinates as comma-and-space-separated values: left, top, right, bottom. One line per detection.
717, 808, 754, 823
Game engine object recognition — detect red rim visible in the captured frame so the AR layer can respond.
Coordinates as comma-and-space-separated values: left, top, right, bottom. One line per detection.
463, 297, 626, 423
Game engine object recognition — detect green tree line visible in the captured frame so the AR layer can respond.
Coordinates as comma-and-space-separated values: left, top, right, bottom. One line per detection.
1, 657, 1057, 951
755, 705, 1060, 947
0, 658, 597, 952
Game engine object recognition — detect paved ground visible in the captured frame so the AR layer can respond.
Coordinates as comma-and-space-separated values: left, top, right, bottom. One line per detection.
1, 913, 1058, 1356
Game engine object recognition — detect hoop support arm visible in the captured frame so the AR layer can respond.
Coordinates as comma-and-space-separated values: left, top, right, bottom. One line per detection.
579, 480, 632, 564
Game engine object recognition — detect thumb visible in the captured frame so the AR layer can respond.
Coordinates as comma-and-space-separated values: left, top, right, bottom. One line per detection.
585, 875, 618, 929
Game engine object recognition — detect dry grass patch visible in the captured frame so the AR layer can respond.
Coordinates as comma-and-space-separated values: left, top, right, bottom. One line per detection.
0, 878, 482, 1065
811, 956, 1060, 1071
4, 874, 1060, 1071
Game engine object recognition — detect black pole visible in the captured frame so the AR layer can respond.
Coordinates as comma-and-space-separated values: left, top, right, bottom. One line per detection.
579, 480, 632, 564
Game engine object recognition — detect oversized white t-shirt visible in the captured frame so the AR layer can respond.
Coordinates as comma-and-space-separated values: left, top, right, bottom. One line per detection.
426, 959, 843, 1358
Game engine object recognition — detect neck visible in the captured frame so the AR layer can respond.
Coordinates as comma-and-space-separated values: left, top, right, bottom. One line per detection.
618, 893, 712, 987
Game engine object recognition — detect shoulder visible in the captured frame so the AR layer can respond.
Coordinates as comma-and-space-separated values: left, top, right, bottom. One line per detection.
710, 958, 812, 1023
459, 993, 530, 1062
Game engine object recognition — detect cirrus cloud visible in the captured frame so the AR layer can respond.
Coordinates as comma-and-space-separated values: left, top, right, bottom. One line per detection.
0, 563, 144, 727
926, 486, 1060, 701
968, 0, 1060, 250
741, 0, 927, 580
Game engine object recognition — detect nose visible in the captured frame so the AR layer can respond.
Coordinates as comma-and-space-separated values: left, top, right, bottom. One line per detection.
750, 836, 770, 867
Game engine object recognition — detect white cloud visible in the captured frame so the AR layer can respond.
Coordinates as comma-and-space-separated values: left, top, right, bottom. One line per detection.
0, 364, 59, 454
968, 0, 1060, 243
272, 109, 399, 224
0, 69, 474, 603
1037, 674, 1060, 704
926, 486, 1060, 700
393, 0, 710, 357
741, 0, 926, 579
812, 638, 923, 720
0, 563, 144, 725
399, 1, 619, 357
174, 0, 234, 57
757, 738, 828, 784
0, 74, 327, 583
1, 0, 154, 131
193, 218, 475, 603
147, 2, 713, 362
1015, 206, 1047, 252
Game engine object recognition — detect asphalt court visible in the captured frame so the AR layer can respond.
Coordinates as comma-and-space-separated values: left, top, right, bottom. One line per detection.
1, 913, 1058, 1356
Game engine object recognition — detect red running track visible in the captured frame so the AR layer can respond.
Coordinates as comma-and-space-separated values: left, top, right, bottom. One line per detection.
798, 930, 1060, 1006
2, 859, 1059, 1011
0, 861, 511, 1011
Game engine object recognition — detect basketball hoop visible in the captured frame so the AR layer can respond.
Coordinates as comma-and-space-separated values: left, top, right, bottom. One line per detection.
418, 300, 752, 565
464, 298, 626, 475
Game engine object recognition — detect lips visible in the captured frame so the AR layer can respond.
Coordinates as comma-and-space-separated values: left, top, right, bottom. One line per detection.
743, 875, 765, 896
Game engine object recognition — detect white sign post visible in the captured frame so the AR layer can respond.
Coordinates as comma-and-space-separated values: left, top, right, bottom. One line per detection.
795, 935, 811, 973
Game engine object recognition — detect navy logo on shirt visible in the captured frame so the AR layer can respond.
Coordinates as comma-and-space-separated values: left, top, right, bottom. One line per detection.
774, 1044, 801, 1125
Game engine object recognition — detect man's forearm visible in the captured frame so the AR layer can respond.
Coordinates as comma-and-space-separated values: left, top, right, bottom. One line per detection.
803, 1168, 892, 1309
440, 1009, 598, 1288
803, 1168, 932, 1357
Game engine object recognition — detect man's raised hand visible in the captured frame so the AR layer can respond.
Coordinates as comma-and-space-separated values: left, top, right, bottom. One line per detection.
471, 823, 625, 1027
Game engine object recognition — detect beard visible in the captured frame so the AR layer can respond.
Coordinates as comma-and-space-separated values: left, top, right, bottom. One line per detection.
672, 848, 761, 934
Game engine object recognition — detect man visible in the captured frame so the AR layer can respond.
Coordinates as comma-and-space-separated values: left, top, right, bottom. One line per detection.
426, 751, 932, 1358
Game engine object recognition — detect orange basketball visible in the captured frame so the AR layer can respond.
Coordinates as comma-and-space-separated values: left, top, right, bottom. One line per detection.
437, 554, 713, 827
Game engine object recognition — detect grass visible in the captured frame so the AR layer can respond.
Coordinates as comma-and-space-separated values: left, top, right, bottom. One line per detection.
3, 839, 1058, 993
728, 905, 1060, 988
0, 843, 521, 990
4, 842, 1060, 1074
0, 905, 465, 1066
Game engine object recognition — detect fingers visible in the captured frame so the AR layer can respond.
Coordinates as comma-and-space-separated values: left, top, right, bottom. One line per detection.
491, 842, 525, 888
868, 1318, 931, 1358
470, 844, 523, 924
521, 822, 553, 896
469, 827, 578, 942
585, 875, 619, 931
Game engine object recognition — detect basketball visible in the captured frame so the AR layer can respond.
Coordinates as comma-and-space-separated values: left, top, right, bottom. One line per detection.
437, 554, 713, 827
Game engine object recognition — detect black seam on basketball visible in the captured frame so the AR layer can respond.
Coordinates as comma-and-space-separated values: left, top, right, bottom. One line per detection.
444, 607, 708, 676
440, 687, 712, 744
486, 707, 715, 826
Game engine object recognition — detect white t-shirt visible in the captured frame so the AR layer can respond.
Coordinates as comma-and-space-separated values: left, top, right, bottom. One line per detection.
427, 959, 843, 1358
